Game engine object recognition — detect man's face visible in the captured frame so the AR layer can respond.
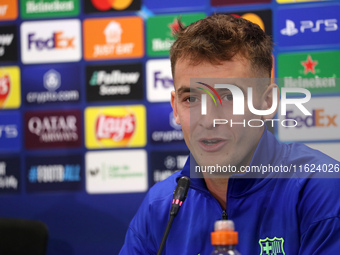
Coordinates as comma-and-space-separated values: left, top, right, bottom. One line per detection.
171, 57, 274, 173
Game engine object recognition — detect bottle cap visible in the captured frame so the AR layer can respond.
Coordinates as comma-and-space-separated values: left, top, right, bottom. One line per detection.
214, 220, 234, 231
211, 220, 238, 245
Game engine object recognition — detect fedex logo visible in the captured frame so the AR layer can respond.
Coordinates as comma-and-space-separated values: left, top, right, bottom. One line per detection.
286, 109, 337, 128
147, 59, 173, 102
278, 96, 340, 142
154, 71, 173, 88
28, 32, 75, 50
21, 19, 81, 64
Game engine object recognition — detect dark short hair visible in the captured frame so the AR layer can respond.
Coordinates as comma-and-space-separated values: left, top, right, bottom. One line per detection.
170, 13, 273, 77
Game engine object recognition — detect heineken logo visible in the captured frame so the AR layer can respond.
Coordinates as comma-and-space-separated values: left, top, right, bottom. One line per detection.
168, 18, 181, 35
146, 13, 205, 57
20, 0, 79, 19
278, 51, 340, 94
301, 55, 318, 75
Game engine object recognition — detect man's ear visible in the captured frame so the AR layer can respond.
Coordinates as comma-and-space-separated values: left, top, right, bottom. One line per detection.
170, 90, 181, 125
262, 83, 280, 120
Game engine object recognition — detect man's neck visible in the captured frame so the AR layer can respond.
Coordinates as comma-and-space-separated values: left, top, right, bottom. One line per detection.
204, 176, 228, 210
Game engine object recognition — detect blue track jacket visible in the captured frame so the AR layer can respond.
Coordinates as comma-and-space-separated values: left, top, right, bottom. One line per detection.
120, 129, 340, 255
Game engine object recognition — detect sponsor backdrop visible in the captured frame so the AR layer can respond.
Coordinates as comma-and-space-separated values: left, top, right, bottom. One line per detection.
0, 0, 339, 254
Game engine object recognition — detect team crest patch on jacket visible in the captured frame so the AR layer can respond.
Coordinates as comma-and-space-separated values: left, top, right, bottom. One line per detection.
259, 237, 285, 255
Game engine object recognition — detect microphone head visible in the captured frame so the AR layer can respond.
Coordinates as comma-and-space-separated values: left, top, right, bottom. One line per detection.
173, 176, 191, 203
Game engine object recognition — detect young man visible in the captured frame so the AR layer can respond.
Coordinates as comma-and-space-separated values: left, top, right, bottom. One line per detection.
120, 14, 340, 254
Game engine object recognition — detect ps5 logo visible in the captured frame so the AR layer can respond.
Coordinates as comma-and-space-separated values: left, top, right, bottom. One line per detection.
281, 19, 338, 36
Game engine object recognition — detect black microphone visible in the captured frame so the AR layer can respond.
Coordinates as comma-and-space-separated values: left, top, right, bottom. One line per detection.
170, 176, 191, 216
157, 176, 191, 255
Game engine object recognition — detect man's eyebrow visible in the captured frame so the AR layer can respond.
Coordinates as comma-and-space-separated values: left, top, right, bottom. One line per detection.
176, 86, 199, 96
215, 88, 231, 93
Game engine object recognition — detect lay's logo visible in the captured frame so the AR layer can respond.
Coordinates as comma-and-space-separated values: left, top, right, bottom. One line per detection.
0, 66, 20, 109
96, 114, 135, 142
21, 19, 81, 64
85, 105, 146, 149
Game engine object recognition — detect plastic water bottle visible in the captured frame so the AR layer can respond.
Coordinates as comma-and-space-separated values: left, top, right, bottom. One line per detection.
210, 220, 241, 255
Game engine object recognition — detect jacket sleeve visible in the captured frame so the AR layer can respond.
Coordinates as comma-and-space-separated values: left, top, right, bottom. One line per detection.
298, 177, 340, 255
119, 190, 158, 255
119, 184, 172, 255
119, 226, 154, 255
299, 217, 340, 254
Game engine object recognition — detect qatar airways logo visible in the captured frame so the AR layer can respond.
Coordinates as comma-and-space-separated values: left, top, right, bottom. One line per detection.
198, 82, 312, 128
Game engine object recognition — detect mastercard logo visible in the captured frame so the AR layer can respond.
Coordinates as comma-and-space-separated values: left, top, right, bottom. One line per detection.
232, 13, 265, 32
91, 0, 134, 11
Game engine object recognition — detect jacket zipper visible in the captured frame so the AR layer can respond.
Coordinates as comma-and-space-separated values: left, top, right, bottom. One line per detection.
222, 210, 228, 220
189, 183, 229, 221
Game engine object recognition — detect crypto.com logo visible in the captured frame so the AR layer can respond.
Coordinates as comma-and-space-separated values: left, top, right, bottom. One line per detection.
198, 82, 312, 127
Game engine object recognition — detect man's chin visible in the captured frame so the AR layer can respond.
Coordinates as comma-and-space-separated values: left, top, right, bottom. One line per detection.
202, 171, 234, 179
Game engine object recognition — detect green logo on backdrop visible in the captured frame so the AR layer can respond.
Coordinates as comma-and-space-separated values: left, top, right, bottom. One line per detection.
20, 0, 79, 19
91, 163, 143, 181
146, 13, 206, 57
278, 51, 340, 94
